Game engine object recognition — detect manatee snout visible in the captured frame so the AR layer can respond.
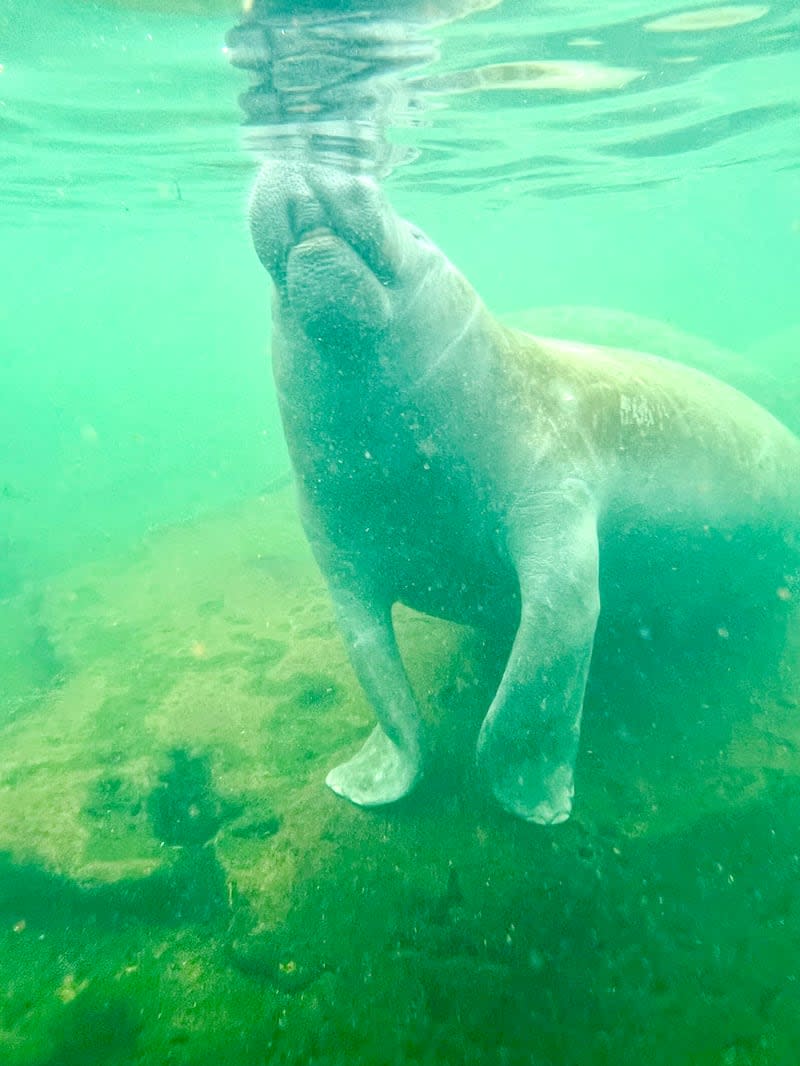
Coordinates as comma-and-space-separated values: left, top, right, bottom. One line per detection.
249, 162, 395, 276
249, 160, 402, 336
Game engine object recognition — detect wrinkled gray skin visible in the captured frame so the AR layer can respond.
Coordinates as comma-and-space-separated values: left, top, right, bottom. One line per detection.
249, 161, 800, 825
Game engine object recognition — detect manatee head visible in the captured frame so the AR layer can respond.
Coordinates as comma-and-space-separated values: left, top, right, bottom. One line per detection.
248, 161, 443, 346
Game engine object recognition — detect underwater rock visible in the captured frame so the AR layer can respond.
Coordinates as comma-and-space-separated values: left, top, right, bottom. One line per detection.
228, 920, 324, 992
147, 749, 239, 848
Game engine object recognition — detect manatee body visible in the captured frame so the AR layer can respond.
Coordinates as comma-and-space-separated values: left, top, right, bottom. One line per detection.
248, 161, 800, 825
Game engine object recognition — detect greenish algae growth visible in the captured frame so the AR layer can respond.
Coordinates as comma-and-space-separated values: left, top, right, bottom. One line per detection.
1, 314, 800, 1064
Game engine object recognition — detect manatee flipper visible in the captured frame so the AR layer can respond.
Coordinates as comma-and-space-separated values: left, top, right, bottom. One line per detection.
324, 583, 425, 807
477, 479, 600, 825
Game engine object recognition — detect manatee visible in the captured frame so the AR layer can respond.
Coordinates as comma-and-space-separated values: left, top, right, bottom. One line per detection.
248, 160, 800, 825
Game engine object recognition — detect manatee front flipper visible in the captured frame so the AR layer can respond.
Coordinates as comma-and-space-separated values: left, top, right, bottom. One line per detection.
477, 479, 600, 825
325, 582, 426, 807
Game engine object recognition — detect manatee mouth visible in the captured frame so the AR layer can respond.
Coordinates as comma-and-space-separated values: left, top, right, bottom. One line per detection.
290, 221, 393, 287
286, 225, 393, 334
295, 224, 334, 244
290, 225, 357, 269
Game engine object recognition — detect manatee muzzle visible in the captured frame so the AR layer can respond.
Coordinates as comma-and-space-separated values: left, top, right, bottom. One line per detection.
286, 229, 393, 336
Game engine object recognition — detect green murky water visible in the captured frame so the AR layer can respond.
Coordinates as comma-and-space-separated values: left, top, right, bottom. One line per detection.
2, 2, 800, 1063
